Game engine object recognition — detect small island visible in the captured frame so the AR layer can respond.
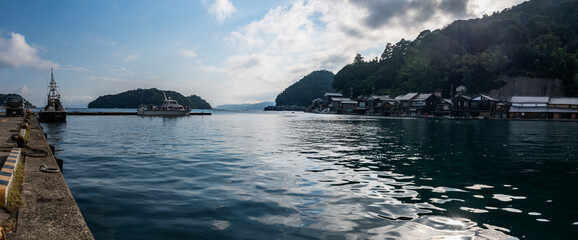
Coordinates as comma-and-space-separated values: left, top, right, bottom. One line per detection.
87, 88, 211, 109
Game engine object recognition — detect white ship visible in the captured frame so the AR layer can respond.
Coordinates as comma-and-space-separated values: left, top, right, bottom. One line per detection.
137, 92, 191, 116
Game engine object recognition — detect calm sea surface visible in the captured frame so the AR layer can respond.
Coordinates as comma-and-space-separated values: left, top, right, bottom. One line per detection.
40, 110, 578, 239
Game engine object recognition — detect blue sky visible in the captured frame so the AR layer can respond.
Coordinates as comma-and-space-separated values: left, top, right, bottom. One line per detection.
1, 0, 525, 107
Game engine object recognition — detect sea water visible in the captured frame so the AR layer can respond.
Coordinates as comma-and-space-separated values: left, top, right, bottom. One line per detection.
41, 110, 578, 239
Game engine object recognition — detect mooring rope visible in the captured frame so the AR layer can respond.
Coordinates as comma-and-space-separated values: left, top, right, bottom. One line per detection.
39, 164, 60, 173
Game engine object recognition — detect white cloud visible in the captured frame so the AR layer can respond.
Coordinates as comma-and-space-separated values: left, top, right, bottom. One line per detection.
178, 48, 197, 59
62, 95, 94, 103
0, 32, 58, 69
60, 65, 90, 72
469, 0, 527, 17
124, 54, 139, 62
205, 0, 236, 23
21, 85, 31, 95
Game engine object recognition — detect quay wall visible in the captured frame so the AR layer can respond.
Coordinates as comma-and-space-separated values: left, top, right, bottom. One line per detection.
13, 115, 93, 239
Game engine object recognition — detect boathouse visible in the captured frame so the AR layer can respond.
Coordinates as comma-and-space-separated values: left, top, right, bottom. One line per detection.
451, 94, 471, 117
395, 93, 419, 115
434, 98, 452, 116
469, 94, 500, 118
547, 98, 578, 120
409, 93, 437, 116
508, 96, 550, 119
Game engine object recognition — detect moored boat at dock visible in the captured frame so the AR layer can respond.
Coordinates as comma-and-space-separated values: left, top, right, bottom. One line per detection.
137, 92, 191, 116
38, 68, 67, 122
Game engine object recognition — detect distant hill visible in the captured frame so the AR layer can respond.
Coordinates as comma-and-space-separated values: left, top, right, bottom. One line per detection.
333, 0, 578, 98
0, 93, 36, 108
87, 88, 211, 109
275, 70, 334, 107
217, 101, 275, 110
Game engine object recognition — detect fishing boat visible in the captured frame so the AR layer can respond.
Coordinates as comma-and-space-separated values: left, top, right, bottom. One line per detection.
39, 68, 67, 122
137, 92, 191, 116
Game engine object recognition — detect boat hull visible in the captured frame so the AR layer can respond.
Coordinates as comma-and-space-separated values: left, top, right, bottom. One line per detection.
38, 111, 67, 122
136, 109, 190, 116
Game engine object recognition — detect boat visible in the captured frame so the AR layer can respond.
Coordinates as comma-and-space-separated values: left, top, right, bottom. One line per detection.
137, 92, 191, 116
38, 68, 67, 122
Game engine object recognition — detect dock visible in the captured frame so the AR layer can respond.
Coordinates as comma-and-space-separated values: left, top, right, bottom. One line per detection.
0, 113, 94, 239
68, 112, 211, 116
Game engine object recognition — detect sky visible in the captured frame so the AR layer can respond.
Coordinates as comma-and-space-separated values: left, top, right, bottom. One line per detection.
0, 0, 526, 107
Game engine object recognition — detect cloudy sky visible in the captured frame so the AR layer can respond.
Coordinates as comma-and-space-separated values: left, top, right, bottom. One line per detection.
1, 0, 525, 107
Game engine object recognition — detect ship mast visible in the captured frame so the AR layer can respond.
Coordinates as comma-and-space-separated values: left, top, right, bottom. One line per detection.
46, 68, 62, 110
48, 68, 60, 101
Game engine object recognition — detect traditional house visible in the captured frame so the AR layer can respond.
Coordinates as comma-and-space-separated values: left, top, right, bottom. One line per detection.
381, 98, 401, 116
337, 99, 358, 114
322, 93, 345, 112
456, 85, 467, 95
363, 95, 394, 115
355, 96, 368, 115
451, 94, 471, 117
409, 93, 437, 116
508, 96, 550, 119
434, 98, 452, 117
307, 97, 324, 112
547, 98, 578, 120
329, 97, 354, 113
492, 102, 510, 119
469, 94, 499, 118
395, 93, 419, 115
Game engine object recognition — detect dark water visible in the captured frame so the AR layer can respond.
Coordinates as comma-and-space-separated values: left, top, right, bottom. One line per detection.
41, 111, 578, 239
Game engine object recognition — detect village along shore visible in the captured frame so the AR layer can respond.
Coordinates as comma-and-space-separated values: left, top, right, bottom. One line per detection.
293, 88, 578, 121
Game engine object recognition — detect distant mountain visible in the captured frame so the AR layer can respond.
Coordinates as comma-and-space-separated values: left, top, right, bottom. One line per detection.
275, 70, 334, 107
87, 88, 211, 109
0, 93, 36, 108
217, 101, 275, 110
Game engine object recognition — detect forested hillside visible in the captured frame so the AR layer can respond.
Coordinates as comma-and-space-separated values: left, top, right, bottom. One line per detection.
333, 0, 578, 98
87, 88, 211, 109
275, 70, 334, 106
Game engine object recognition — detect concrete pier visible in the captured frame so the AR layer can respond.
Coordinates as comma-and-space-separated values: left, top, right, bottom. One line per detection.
0, 114, 93, 239
68, 111, 211, 116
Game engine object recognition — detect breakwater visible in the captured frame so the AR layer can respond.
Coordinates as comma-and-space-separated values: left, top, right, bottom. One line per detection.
0, 114, 93, 239
68, 112, 211, 116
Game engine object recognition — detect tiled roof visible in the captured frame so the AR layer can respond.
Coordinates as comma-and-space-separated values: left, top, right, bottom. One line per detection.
414, 93, 433, 100
324, 92, 343, 97
472, 94, 498, 101
340, 100, 358, 104
395, 92, 419, 101
510, 96, 550, 103
549, 98, 578, 105
331, 97, 353, 102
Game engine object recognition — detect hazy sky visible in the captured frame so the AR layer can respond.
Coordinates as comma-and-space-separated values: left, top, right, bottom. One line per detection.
0, 0, 525, 107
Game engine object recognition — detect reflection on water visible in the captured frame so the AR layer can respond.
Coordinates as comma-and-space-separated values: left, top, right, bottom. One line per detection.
42, 112, 578, 239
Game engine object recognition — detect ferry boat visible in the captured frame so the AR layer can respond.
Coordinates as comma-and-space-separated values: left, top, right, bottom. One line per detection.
137, 92, 191, 116
39, 68, 67, 122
